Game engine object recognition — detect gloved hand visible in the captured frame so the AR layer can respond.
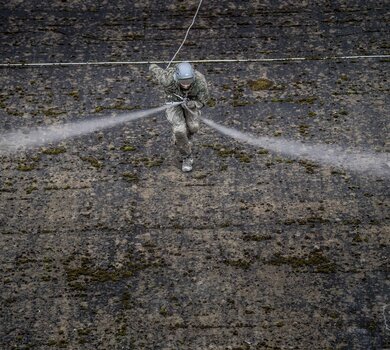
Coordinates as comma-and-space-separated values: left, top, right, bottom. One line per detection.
186, 100, 196, 109
149, 63, 158, 71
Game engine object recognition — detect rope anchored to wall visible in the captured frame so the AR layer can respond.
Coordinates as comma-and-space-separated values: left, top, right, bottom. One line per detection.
166, 0, 204, 69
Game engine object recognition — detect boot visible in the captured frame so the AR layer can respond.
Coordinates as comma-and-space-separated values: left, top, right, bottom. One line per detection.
182, 155, 193, 172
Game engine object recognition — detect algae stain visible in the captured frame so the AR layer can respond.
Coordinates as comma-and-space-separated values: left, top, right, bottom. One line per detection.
248, 78, 274, 91
80, 156, 103, 169
42, 147, 66, 155
122, 172, 139, 183
268, 251, 336, 273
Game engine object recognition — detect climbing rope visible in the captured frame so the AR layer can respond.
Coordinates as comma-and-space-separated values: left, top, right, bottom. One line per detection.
1, 55, 389, 68
166, 0, 204, 69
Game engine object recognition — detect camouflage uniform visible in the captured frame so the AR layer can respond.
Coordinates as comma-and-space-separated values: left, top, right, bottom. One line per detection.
149, 64, 209, 157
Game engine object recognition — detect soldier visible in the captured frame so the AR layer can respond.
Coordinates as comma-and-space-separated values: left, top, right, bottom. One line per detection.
149, 62, 209, 172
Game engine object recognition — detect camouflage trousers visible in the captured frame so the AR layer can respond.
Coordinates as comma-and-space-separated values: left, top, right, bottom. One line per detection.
165, 105, 200, 157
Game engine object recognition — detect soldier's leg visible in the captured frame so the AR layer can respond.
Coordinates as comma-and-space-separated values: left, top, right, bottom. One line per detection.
166, 105, 191, 157
184, 108, 200, 139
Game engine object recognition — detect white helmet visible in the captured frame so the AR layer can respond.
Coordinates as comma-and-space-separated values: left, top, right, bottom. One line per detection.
174, 62, 195, 87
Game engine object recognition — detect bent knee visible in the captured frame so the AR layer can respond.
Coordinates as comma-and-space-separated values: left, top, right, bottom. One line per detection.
188, 125, 199, 135
188, 121, 200, 134
173, 125, 188, 140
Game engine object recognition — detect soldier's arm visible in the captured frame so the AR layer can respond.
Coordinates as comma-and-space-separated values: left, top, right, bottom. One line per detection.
194, 76, 210, 109
149, 64, 174, 87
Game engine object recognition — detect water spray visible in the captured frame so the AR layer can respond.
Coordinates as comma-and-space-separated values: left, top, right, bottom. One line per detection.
201, 117, 390, 179
0, 103, 181, 155
1, 104, 388, 179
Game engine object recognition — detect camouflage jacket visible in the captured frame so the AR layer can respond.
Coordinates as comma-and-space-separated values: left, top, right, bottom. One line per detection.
149, 64, 209, 108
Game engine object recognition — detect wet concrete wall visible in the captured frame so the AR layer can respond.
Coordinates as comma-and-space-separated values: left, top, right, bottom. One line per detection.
1, 1, 389, 349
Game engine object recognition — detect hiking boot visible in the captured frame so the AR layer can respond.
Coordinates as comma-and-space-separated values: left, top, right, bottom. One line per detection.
182, 156, 193, 172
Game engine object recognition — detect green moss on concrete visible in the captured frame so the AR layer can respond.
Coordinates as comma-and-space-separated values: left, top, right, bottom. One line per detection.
94, 104, 139, 113
243, 234, 272, 242
94, 106, 105, 113
203, 144, 252, 163
6, 108, 24, 116
122, 172, 139, 183
42, 147, 66, 155
26, 185, 38, 194
42, 108, 65, 117
298, 124, 310, 136
220, 221, 232, 228
352, 234, 368, 243
116, 324, 127, 337
17, 163, 36, 171
271, 97, 294, 103
219, 164, 228, 171
77, 328, 92, 336
120, 145, 136, 152
248, 78, 274, 91
232, 98, 253, 107
238, 153, 252, 163
66, 264, 133, 284
223, 258, 251, 269
63, 254, 165, 290
257, 148, 269, 155
132, 156, 164, 168
67, 90, 80, 99
268, 251, 336, 273
298, 160, 319, 174
80, 156, 103, 169
284, 216, 329, 225
159, 306, 168, 316
121, 291, 133, 309
271, 96, 317, 104
297, 96, 317, 104
207, 98, 217, 107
